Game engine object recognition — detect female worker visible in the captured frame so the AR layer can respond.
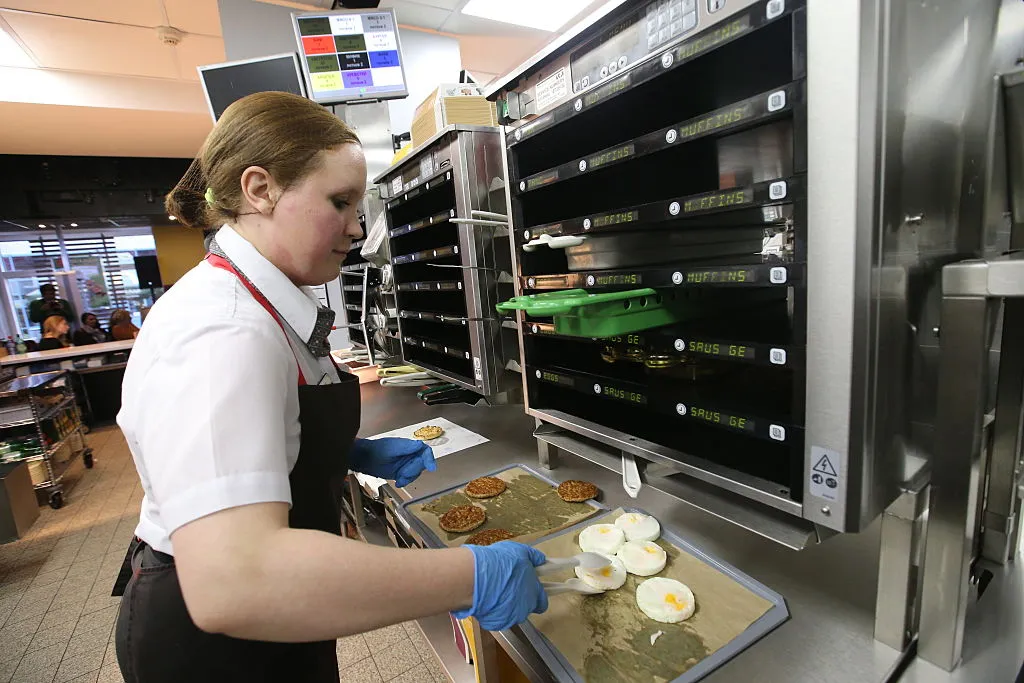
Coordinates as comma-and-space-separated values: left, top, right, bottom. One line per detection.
113, 91, 548, 682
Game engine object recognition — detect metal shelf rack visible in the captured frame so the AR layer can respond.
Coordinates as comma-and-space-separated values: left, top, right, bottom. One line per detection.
0, 371, 92, 509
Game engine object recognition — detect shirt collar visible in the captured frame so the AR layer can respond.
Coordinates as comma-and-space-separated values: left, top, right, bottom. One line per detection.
214, 225, 320, 344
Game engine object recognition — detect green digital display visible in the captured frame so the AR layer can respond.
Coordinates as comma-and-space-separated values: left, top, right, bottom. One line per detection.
683, 188, 753, 213
676, 16, 752, 62
592, 210, 639, 228
526, 171, 559, 190
686, 341, 755, 360
529, 223, 563, 237
587, 144, 635, 170
540, 371, 572, 386
518, 113, 554, 139
678, 102, 755, 141
607, 333, 645, 345
603, 385, 648, 405
688, 406, 756, 432
593, 273, 641, 286
685, 269, 757, 284
584, 73, 631, 107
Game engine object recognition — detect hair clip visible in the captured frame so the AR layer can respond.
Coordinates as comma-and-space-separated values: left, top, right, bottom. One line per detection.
204, 187, 215, 207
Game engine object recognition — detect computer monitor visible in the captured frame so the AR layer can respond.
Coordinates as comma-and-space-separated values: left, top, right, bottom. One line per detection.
197, 53, 306, 122
292, 8, 409, 105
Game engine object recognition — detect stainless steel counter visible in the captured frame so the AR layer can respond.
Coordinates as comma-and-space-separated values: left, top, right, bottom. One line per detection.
357, 381, 1023, 683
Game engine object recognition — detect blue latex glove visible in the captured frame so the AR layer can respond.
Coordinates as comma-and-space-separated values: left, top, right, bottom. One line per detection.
453, 541, 548, 631
349, 437, 436, 487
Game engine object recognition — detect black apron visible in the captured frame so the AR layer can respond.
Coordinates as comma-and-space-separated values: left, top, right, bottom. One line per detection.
112, 255, 360, 683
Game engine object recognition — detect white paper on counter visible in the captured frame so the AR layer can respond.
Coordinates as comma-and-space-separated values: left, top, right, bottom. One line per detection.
364, 417, 488, 458
354, 418, 489, 496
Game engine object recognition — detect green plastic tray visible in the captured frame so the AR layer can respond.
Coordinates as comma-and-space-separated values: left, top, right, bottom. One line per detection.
496, 288, 689, 338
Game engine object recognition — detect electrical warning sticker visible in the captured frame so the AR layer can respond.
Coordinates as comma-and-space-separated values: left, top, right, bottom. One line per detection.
535, 67, 569, 113
809, 446, 841, 501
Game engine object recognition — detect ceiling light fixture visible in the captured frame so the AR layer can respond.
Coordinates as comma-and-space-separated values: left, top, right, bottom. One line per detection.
460, 0, 593, 31
0, 19, 36, 68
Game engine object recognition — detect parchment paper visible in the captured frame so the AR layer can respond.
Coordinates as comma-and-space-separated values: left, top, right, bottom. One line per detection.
406, 466, 601, 547
528, 508, 773, 683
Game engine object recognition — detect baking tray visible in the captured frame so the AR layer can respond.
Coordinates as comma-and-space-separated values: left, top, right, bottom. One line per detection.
521, 507, 789, 683
400, 463, 607, 549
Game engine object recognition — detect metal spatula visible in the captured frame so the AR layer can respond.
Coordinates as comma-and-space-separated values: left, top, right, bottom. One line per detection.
541, 578, 605, 596
536, 552, 610, 576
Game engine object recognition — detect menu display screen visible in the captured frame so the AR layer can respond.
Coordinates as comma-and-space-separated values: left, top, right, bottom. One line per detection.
293, 9, 408, 104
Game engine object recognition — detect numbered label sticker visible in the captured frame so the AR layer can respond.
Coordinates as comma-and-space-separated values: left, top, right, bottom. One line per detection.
770, 267, 788, 284
767, 0, 785, 20
770, 348, 787, 365
769, 424, 786, 442
768, 90, 786, 112
769, 181, 787, 200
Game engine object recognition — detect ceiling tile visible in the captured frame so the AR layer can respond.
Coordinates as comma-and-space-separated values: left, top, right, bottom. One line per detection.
439, 12, 550, 37
3, 11, 179, 79
0, 102, 211, 157
164, 0, 223, 37
380, 1, 451, 31
176, 35, 226, 81
399, 0, 465, 11
0, 0, 164, 27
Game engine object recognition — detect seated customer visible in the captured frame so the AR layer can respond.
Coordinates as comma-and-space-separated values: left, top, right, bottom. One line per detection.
73, 312, 109, 346
38, 315, 70, 351
109, 309, 140, 341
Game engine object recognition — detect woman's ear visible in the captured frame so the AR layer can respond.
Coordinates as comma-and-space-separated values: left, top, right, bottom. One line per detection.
239, 166, 279, 216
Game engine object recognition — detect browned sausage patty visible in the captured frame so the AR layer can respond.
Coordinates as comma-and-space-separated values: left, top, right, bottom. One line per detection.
556, 480, 599, 503
439, 504, 487, 533
465, 476, 507, 499
466, 529, 515, 546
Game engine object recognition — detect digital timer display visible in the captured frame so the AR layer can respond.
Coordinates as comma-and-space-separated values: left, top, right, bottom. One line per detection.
688, 406, 755, 433
592, 210, 639, 228
678, 102, 755, 141
675, 16, 751, 62
685, 341, 755, 360
603, 385, 648, 405
685, 269, 757, 284
540, 371, 572, 386
607, 334, 645, 345
518, 113, 553, 140
527, 171, 559, 190
587, 144, 635, 170
584, 73, 630, 107
683, 188, 753, 213
593, 273, 641, 286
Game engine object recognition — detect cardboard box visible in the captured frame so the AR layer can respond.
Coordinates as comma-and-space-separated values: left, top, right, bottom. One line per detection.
411, 83, 497, 149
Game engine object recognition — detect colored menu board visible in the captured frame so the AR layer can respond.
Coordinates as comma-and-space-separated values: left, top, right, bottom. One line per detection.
293, 9, 407, 104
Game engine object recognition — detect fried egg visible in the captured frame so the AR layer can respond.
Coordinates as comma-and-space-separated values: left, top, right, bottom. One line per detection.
636, 577, 696, 623
574, 554, 627, 591
617, 540, 667, 576
614, 512, 661, 542
578, 524, 626, 555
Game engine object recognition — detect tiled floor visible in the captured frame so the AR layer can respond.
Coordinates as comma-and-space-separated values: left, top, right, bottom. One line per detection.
0, 426, 450, 683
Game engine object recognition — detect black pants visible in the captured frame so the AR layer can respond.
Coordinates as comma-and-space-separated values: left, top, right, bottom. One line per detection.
115, 542, 338, 683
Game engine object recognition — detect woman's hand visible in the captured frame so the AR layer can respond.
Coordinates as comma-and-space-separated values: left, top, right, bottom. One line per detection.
349, 437, 436, 487
454, 542, 548, 631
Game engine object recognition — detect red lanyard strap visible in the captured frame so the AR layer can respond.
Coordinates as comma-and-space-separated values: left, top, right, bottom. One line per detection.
205, 253, 307, 386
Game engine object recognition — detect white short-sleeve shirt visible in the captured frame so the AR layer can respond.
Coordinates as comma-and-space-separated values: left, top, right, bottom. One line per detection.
119, 226, 341, 554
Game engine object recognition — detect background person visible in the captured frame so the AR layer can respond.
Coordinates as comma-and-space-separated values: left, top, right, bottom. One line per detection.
73, 312, 109, 346
109, 309, 139, 340
28, 283, 74, 331
38, 315, 69, 351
